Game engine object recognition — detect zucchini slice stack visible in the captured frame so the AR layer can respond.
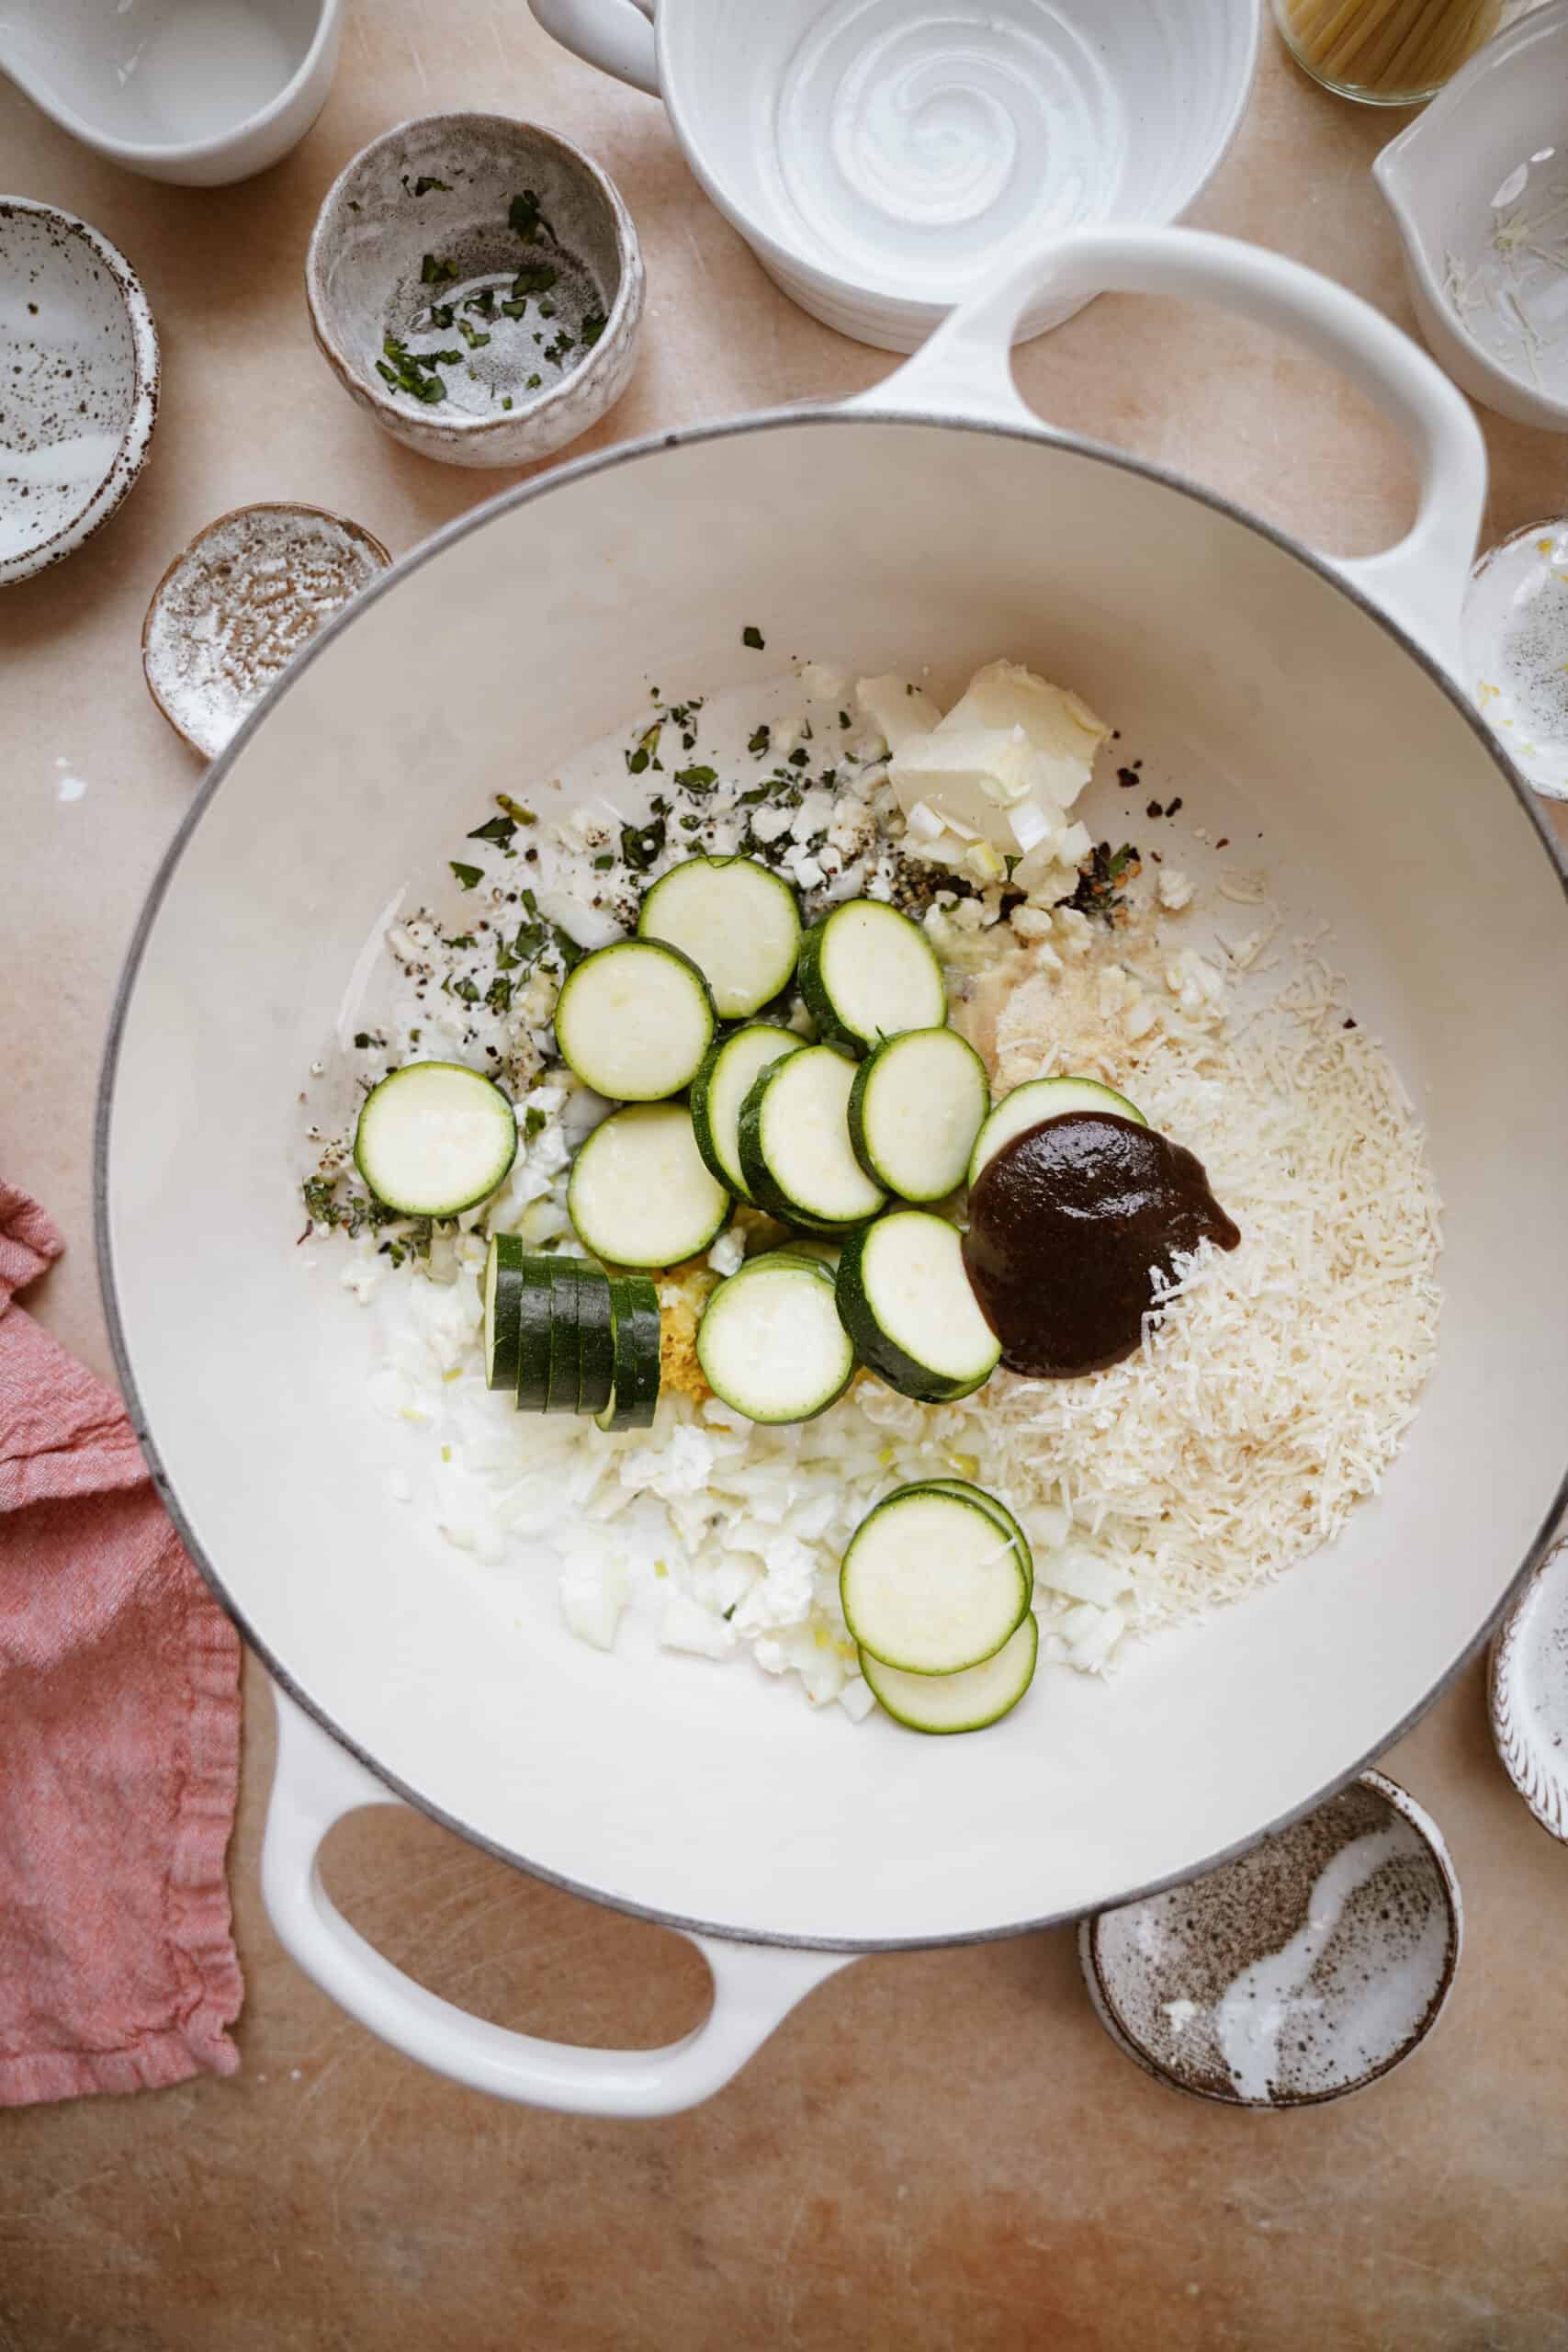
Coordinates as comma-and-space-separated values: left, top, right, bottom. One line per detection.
485, 1238, 660, 1431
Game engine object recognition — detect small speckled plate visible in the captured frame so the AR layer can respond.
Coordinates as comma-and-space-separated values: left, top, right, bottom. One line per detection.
306, 113, 644, 469
0, 196, 159, 586
141, 503, 390, 759
1078, 1771, 1462, 2108
1490, 1536, 1568, 1844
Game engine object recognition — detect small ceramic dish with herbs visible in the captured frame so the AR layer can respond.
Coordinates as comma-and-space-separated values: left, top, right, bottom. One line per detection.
306, 112, 645, 469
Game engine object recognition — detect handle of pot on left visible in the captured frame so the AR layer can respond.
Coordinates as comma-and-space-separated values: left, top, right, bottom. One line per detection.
528, 0, 660, 96
260, 1682, 852, 2114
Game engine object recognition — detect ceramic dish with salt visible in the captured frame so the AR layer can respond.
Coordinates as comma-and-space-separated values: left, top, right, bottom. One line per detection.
142, 503, 389, 759
1078, 1771, 1461, 2108
1490, 1539, 1568, 1844
0, 196, 159, 586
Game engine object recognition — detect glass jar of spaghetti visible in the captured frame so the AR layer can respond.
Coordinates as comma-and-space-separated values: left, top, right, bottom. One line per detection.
1272, 0, 1503, 103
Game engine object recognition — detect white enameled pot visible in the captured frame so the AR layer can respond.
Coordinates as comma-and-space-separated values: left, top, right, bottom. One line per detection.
98, 230, 1568, 2116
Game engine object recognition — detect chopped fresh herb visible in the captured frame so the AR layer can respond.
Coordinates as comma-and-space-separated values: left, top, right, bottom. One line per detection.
427, 302, 455, 328
352, 1031, 377, 1050
537, 298, 558, 319
485, 975, 513, 1014
501, 395, 513, 411
626, 723, 661, 775
1058, 841, 1140, 922
449, 860, 485, 891
649, 793, 671, 817
405, 175, 451, 197
466, 287, 496, 319
513, 918, 547, 960
674, 764, 718, 793
525, 1106, 547, 1140
378, 334, 460, 403
839, 709, 852, 729
446, 933, 477, 949
501, 298, 529, 320
742, 625, 764, 650
521, 887, 539, 915
508, 189, 556, 243
495, 794, 536, 827
678, 815, 702, 832
736, 782, 772, 807
510, 263, 558, 299
526, 372, 542, 389
592, 853, 614, 870
468, 813, 516, 849
620, 817, 667, 871
493, 933, 520, 970
748, 725, 771, 756
581, 312, 606, 347
303, 1176, 340, 1227
348, 199, 361, 213
787, 747, 809, 769
457, 316, 491, 349
541, 330, 575, 366
452, 976, 481, 1004
421, 252, 458, 284
1002, 854, 1022, 884
547, 925, 584, 974
409, 1028, 421, 1046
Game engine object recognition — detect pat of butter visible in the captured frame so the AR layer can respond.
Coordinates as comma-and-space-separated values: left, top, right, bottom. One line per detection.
881, 660, 1110, 853
855, 673, 943, 758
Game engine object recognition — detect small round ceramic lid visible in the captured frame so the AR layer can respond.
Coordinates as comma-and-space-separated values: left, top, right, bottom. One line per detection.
142, 502, 390, 759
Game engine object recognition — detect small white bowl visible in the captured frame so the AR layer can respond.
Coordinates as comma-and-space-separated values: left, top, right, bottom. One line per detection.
142, 503, 390, 759
1461, 520, 1568, 800
531, 0, 1262, 353
1079, 1771, 1461, 2108
307, 114, 644, 469
1490, 1539, 1568, 1845
1375, 0, 1568, 432
0, 197, 159, 587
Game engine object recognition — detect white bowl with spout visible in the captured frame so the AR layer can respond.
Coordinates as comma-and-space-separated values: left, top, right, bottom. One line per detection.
0, 0, 343, 187
1374, 0, 1568, 433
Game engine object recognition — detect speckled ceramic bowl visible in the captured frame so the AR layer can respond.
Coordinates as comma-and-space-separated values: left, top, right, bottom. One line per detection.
306, 114, 644, 469
142, 503, 391, 759
1079, 1771, 1462, 2108
1490, 1537, 1568, 1844
0, 197, 159, 586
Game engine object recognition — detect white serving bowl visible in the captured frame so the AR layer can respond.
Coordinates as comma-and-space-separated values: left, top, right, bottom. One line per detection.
1375, 0, 1568, 432
531, 0, 1261, 350
100, 231, 1568, 2115
0, 198, 159, 586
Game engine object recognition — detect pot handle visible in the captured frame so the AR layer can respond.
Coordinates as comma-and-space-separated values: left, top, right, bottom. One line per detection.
260, 1684, 852, 2114
854, 226, 1486, 671
528, 0, 660, 96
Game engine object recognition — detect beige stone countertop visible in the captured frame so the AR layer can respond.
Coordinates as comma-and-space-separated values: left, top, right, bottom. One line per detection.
5, 9, 1568, 2347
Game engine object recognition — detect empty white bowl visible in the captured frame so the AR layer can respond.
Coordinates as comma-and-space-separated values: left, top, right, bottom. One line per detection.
531, 0, 1262, 350
0, 197, 159, 587
1375, 0, 1568, 431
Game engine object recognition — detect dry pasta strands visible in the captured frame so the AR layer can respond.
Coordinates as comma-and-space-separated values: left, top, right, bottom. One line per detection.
1280, 0, 1502, 97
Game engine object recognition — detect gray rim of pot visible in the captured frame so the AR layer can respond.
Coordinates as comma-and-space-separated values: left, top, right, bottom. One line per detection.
95, 403, 1568, 1954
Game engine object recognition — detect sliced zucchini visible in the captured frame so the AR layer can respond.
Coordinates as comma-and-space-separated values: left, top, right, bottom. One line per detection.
637, 856, 802, 1021
354, 1061, 517, 1217
840, 1484, 1031, 1676
553, 939, 716, 1102
737, 1044, 886, 1232
967, 1074, 1145, 1189
696, 1250, 855, 1424
567, 1262, 615, 1417
861, 1617, 1038, 1735
797, 899, 946, 1056
515, 1259, 554, 1411
848, 1026, 988, 1202
568, 1102, 729, 1268
545, 1261, 583, 1414
597, 1272, 662, 1432
483, 1233, 526, 1392
922, 1477, 1032, 1590
836, 1211, 1001, 1403
689, 1023, 804, 1200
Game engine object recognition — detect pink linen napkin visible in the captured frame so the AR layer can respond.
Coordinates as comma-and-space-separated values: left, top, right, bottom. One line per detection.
0, 1182, 243, 2105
